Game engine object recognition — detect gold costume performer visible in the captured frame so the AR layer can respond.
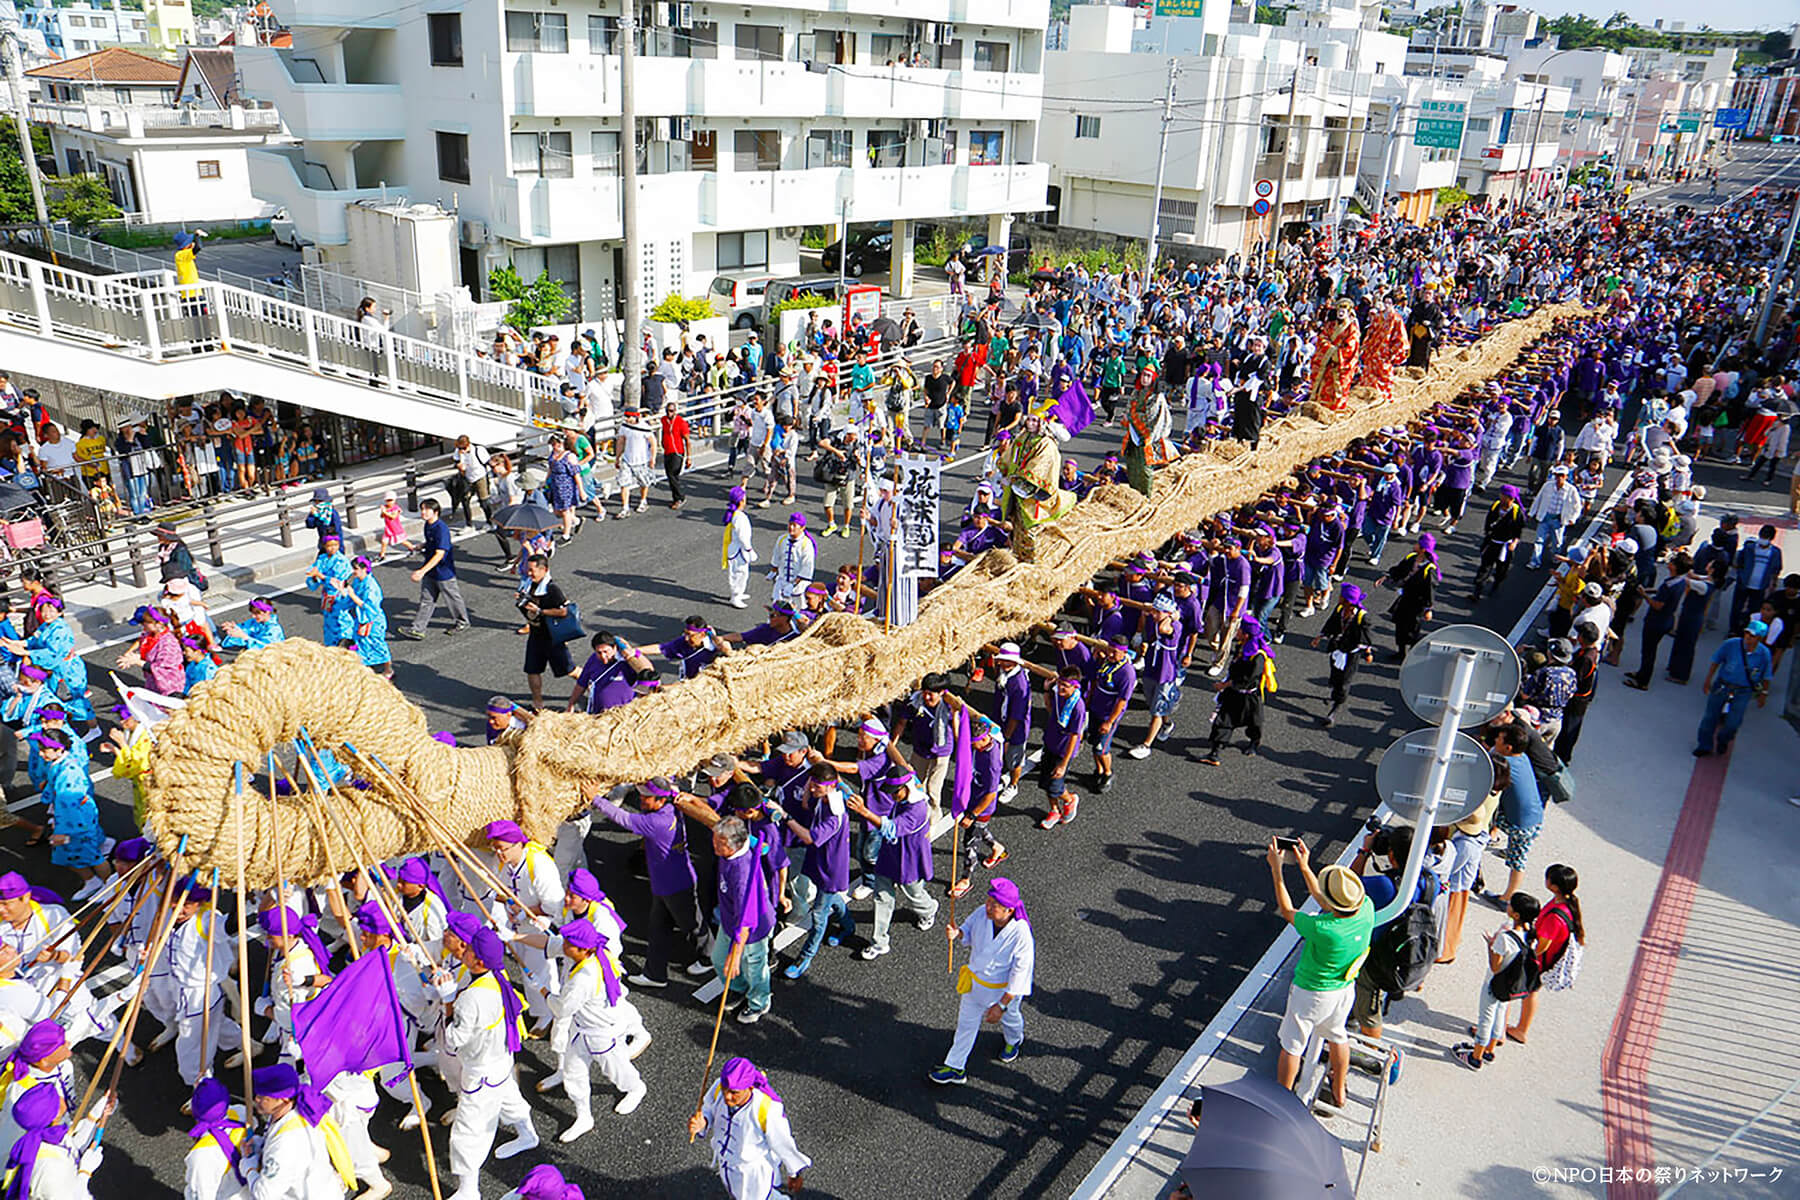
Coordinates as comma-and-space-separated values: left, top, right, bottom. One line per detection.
1121, 368, 1173, 497
996, 414, 1076, 557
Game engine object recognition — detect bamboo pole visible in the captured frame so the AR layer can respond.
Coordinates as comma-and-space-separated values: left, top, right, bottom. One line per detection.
23, 852, 158, 965
48, 858, 162, 1022
688, 928, 746, 1144
196, 866, 222, 1079
946, 822, 959, 975
231, 762, 256, 1110
74, 834, 189, 1124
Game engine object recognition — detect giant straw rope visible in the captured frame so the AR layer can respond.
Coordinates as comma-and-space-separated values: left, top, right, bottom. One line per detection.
147, 304, 1582, 885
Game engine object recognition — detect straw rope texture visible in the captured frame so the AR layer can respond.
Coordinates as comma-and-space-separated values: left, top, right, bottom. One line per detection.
145, 303, 1581, 885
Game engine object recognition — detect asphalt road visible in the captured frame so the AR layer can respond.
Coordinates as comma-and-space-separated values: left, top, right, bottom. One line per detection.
15, 161, 1793, 1199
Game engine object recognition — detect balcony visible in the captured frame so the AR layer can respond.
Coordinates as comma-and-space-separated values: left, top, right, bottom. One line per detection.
953, 161, 1048, 213
248, 147, 397, 245
29, 101, 282, 136
263, 0, 399, 28
784, 0, 1047, 28
825, 66, 1042, 121
237, 46, 404, 141
509, 53, 624, 118
702, 168, 839, 228
693, 59, 826, 118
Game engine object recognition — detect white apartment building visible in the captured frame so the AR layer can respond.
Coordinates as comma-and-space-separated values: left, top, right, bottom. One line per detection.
1358, 74, 1470, 224
1040, 0, 1403, 256
1457, 77, 1571, 201
239, 0, 1050, 320
19, 2, 149, 57
1618, 48, 1737, 179
28, 49, 288, 223
1507, 44, 1629, 170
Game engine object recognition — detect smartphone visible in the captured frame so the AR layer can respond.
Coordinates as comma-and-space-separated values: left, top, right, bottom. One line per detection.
1364, 816, 1385, 834
1274, 836, 1303, 854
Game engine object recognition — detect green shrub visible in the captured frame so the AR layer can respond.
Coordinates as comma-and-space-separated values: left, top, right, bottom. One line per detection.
769, 293, 837, 317
649, 293, 719, 323
800, 225, 830, 249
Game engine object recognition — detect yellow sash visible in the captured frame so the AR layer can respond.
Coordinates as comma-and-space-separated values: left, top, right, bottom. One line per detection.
955, 965, 1004, 995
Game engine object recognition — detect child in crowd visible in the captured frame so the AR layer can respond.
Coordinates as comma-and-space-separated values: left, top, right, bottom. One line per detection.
1457, 891, 1540, 1070
378, 492, 413, 560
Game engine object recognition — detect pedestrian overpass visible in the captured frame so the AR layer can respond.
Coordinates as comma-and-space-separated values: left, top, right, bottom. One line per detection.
0, 249, 561, 445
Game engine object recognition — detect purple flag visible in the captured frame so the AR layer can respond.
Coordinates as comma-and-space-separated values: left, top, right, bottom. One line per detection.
1049, 378, 1096, 438
293, 948, 413, 1086
949, 706, 973, 819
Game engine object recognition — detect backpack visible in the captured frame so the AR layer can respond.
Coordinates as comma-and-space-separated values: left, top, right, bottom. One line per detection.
1488, 930, 1543, 1001
1361, 868, 1442, 997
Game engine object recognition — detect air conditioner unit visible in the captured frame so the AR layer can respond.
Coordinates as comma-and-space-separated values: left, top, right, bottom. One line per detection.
1171, 232, 1200, 246
675, 2, 694, 29
654, 2, 673, 27
925, 118, 946, 139
924, 22, 941, 43
776, 225, 802, 238
654, 117, 674, 140
461, 219, 489, 245
937, 23, 957, 43
671, 116, 693, 140
908, 119, 928, 139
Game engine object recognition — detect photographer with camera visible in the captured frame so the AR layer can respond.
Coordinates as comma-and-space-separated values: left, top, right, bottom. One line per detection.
1267, 836, 1373, 1111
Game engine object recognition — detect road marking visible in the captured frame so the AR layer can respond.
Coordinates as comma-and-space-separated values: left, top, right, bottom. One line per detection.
1601, 752, 1731, 1200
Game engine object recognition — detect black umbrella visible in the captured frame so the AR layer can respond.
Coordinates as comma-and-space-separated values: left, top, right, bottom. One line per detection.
871, 316, 902, 345
1177, 1072, 1352, 1200
491, 501, 559, 534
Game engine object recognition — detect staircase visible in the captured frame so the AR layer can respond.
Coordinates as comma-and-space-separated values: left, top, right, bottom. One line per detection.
0, 249, 560, 445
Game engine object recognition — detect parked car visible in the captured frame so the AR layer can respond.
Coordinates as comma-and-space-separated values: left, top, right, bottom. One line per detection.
955, 231, 1034, 274
708, 272, 776, 329
819, 229, 894, 277
270, 209, 302, 248
751, 276, 850, 336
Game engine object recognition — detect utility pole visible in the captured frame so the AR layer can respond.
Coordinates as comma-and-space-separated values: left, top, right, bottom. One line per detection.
1374, 99, 1408, 218
1325, 13, 1367, 255
1611, 83, 1639, 194
1143, 58, 1179, 290
1267, 64, 1301, 273
1754, 189, 1800, 348
618, 10, 644, 415
2, 31, 50, 235
1515, 81, 1551, 212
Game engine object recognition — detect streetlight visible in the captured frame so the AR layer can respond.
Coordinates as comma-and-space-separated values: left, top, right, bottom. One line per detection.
1513, 48, 1578, 212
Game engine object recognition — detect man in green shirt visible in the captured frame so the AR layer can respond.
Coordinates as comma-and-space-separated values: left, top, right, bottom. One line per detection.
1267, 837, 1374, 1108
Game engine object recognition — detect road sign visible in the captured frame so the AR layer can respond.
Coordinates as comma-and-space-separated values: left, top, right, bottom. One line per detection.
1714, 107, 1749, 130
1482, 146, 1502, 159
1398, 624, 1521, 727
1676, 111, 1702, 134
1414, 118, 1466, 150
1252, 198, 1271, 216
1153, 0, 1203, 15
1254, 178, 1275, 199
1375, 729, 1495, 826
1414, 99, 1467, 150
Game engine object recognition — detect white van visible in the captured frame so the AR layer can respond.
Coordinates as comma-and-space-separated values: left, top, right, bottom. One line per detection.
709, 273, 775, 329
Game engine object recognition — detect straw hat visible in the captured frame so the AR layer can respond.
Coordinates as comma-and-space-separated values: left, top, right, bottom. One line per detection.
1317, 865, 1366, 915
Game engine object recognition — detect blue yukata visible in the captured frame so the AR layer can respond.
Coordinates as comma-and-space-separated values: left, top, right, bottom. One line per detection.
25, 616, 95, 722
44, 752, 104, 869
184, 655, 219, 691
220, 612, 286, 651
308, 551, 355, 644
0, 614, 25, 698
348, 573, 391, 667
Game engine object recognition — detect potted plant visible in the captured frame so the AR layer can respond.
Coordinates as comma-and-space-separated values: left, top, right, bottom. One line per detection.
647, 294, 727, 363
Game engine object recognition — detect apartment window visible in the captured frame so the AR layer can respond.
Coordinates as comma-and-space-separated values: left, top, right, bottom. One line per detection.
736, 24, 783, 63
506, 11, 568, 53
806, 129, 852, 168
924, 129, 956, 166
717, 230, 768, 270
429, 13, 464, 65
67, 14, 85, 26
196, 160, 221, 179
681, 21, 719, 60
689, 130, 716, 168
867, 129, 905, 168
972, 41, 1010, 72
1157, 197, 1198, 237
870, 33, 906, 64
1075, 115, 1101, 139
967, 129, 1003, 166
591, 131, 620, 173
811, 30, 855, 66
511, 131, 574, 178
1259, 120, 1287, 155
734, 129, 780, 171
511, 245, 581, 307
1466, 116, 1491, 133
932, 39, 962, 69
588, 15, 620, 54
436, 130, 471, 183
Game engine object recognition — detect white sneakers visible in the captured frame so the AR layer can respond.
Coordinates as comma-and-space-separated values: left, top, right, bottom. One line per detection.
558, 1113, 595, 1144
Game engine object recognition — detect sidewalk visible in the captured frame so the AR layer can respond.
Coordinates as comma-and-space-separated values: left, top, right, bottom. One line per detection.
1077, 513, 1800, 1199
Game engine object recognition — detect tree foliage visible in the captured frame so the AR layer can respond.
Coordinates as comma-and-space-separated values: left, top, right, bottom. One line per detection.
487, 264, 575, 334
0, 119, 115, 228
48, 175, 123, 231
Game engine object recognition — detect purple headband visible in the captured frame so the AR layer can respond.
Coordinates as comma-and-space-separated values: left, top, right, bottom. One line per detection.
515, 1165, 571, 1200
16, 665, 46, 682
0, 873, 29, 900
484, 819, 528, 844
719, 1056, 782, 1103
112, 836, 151, 862
472, 929, 524, 1052
354, 900, 393, 940
260, 907, 329, 971
248, 598, 275, 613
987, 877, 1030, 923
186, 1077, 246, 1181
431, 731, 458, 747
567, 867, 605, 904
444, 910, 482, 948
397, 856, 451, 909
3, 1084, 65, 1200
1340, 583, 1366, 607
